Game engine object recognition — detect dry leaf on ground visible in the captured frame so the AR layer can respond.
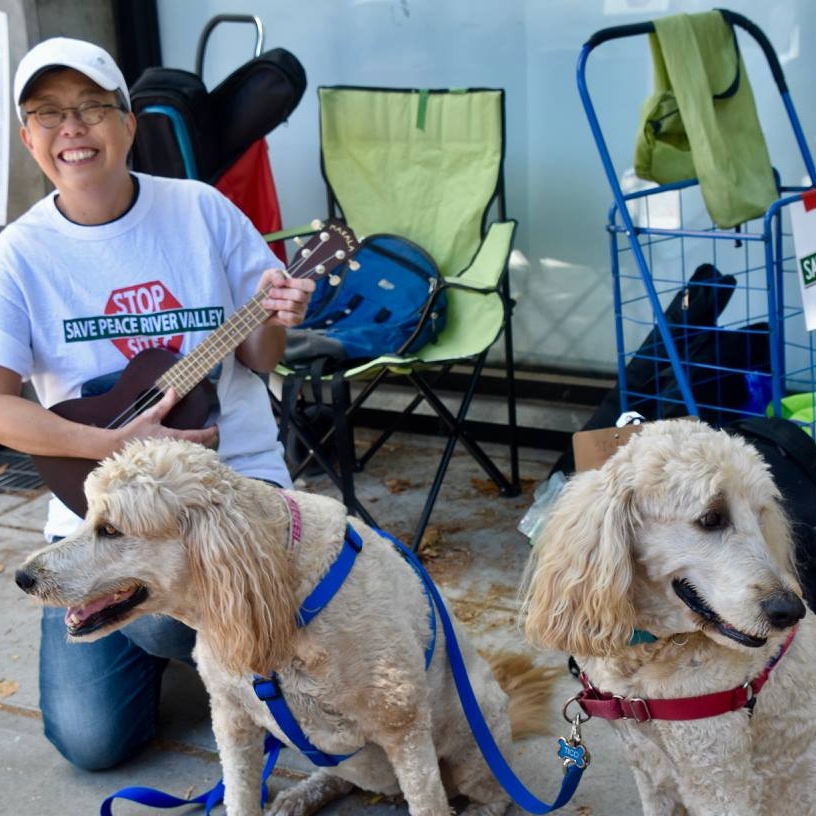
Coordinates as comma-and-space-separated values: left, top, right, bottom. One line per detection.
384, 478, 412, 494
0, 679, 20, 698
417, 526, 445, 559
519, 476, 539, 494
472, 475, 540, 496
471, 476, 502, 496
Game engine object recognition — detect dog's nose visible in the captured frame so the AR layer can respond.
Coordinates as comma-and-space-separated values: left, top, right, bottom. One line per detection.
761, 590, 806, 629
14, 568, 37, 592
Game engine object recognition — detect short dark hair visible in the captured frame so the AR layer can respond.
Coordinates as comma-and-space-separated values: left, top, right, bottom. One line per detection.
113, 88, 130, 112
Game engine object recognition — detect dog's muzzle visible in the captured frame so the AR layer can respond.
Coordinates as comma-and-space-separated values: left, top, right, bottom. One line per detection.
672, 578, 805, 647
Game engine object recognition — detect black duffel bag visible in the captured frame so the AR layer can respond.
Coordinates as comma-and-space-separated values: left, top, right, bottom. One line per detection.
728, 416, 816, 612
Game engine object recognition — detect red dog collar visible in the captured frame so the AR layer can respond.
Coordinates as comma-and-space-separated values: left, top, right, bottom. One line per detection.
570, 626, 797, 723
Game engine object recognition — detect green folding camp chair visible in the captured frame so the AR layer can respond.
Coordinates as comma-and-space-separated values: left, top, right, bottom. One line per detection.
273, 86, 519, 550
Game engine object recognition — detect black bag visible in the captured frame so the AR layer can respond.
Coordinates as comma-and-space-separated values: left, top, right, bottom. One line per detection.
130, 67, 220, 181
208, 48, 306, 180
130, 48, 306, 184
727, 416, 816, 612
550, 263, 770, 477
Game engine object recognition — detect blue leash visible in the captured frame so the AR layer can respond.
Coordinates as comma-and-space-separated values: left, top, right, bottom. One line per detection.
100, 524, 585, 814
377, 530, 587, 813
100, 736, 281, 816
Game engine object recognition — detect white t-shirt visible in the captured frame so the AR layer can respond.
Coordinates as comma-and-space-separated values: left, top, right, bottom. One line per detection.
0, 172, 291, 537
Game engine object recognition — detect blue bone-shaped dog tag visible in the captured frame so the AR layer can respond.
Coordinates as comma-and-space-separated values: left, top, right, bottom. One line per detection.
557, 737, 590, 770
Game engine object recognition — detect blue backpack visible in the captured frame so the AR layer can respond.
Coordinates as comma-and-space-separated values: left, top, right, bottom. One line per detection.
283, 233, 447, 372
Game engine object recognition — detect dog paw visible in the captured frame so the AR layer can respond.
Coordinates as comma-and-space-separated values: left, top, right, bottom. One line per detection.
460, 803, 509, 816
265, 771, 355, 816
264, 792, 307, 816
264, 787, 310, 816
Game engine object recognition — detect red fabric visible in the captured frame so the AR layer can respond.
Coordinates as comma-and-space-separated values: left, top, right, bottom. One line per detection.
802, 188, 816, 213
215, 139, 287, 264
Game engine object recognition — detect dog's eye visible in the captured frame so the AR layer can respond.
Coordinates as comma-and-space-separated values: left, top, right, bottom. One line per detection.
97, 523, 121, 538
698, 510, 725, 530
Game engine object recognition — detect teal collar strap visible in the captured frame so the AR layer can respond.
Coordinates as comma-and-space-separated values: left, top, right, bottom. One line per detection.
629, 629, 658, 645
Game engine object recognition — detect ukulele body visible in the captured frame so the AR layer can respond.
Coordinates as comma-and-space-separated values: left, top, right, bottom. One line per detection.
31, 347, 213, 518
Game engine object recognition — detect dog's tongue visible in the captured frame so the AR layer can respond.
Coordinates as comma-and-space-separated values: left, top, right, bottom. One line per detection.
64, 587, 136, 626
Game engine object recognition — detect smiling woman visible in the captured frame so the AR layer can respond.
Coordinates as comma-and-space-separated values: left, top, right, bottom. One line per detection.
17, 65, 137, 225
0, 35, 315, 774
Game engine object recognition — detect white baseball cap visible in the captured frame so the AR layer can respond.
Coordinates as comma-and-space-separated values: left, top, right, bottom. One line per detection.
14, 37, 131, 123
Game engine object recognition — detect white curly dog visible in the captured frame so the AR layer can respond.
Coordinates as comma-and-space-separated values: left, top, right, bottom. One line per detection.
522, 418, 816, 816
16, 437, 549, 816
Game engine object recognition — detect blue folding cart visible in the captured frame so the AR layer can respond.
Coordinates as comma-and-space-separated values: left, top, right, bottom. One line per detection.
577, 9, 816, 432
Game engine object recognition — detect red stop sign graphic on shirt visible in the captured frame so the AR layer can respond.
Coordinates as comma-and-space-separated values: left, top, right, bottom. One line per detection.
105, 281, 183, 359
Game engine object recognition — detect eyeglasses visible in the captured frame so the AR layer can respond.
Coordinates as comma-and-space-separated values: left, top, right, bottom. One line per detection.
23, 101, 126, 129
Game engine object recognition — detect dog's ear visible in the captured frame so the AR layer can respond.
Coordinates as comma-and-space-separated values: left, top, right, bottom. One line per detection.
184, 498, 299, 676
521, 464, 638, 657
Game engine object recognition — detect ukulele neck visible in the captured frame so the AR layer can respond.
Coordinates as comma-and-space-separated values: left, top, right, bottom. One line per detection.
156, 290, 268, 398
154, 219, 359, 398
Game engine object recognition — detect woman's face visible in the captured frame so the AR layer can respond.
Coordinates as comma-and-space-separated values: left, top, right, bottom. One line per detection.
19, 67, 136, 197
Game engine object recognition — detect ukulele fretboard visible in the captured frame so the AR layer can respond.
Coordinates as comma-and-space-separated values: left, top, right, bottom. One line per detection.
156, 290, 269, 397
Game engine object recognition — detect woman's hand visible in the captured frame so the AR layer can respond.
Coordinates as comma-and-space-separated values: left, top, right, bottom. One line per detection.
256, 268, 315, 327
120, 388, 219, 449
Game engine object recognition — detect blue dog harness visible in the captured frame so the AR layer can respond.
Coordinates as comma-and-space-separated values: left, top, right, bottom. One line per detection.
252, 522, 437, 767
101, 507, 585, 815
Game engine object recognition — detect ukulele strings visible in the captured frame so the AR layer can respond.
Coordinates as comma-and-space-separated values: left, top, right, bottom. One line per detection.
101, 236, 335, 430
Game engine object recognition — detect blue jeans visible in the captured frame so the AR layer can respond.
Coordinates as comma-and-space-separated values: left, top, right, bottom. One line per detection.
39, 605, 197, 770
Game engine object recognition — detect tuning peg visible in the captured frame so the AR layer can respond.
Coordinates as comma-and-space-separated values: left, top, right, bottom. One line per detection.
310, 218, 324, 230
319, 231, 330, 242
315, 264, 326, 275
348, 260, 361, 271
334, 250, 346, 260
293, 236, 304, 247
329, 274, 341, 286
300, 247, 312, 258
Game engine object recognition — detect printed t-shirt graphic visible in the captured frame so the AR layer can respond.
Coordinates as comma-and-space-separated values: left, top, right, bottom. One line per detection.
62, 280, 224, 360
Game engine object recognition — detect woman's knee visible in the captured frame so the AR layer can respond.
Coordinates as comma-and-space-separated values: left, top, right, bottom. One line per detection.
38, 607, 167, 770
43, 717, 149, 770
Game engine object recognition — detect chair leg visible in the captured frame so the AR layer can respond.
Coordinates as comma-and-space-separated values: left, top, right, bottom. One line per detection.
410, 429, 458, 551
270, 387, 378, 527
407, 356, 520, 550
501, 276, 521, 490
330, 374, 357, 513
409, 364, 519, 494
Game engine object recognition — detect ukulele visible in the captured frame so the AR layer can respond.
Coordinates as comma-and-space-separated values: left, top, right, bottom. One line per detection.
31, 219, 359, 518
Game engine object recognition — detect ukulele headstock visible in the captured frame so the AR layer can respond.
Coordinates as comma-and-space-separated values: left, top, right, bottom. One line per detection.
290, 219, 360, 286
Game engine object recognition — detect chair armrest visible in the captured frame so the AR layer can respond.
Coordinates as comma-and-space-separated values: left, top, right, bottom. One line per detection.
262, 221, 323, 243
452, 219, 517, 289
